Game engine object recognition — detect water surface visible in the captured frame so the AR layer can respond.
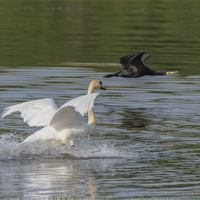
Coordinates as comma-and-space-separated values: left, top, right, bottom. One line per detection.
0, 1, 200, 199
0, 67, 200, 199
0, 1, 200, 76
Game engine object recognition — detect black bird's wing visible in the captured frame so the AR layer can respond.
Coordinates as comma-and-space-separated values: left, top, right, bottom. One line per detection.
120, 52, 142, 68
141, 54, 150, 65
104, 52, 152, 78
120, 52, 150, 73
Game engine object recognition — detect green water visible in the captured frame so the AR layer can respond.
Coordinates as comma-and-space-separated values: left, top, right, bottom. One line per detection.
0, 1, 200, 75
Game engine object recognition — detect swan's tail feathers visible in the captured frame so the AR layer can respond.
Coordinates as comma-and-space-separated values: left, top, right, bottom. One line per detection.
103, 71, 121, 78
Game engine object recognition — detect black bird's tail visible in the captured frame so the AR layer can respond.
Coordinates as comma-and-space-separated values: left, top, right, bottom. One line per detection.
103, 71, 121, 78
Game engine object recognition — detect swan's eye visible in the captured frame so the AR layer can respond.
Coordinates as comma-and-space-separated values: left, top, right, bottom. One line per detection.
99, 81, 102, 85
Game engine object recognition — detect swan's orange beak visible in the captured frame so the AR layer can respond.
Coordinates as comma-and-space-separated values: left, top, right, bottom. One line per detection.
99, 81, 106, 90
101, 85, 106, 90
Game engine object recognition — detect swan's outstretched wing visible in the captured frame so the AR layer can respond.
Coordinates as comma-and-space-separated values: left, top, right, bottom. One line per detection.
1, 98, 58, 127
50, 106, 85, 131
60, 93, 101, 116
50, 93, 101, 131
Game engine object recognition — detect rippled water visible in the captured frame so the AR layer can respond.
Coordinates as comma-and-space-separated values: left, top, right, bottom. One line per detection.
1, 0, 200, 199
0, 67, 200, 199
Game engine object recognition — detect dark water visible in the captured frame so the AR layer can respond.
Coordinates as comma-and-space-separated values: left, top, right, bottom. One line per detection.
0, 1, 200, 199
0, 1, 200, 75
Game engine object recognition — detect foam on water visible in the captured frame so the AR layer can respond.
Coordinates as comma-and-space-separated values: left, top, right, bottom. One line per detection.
0, 133, 141, 160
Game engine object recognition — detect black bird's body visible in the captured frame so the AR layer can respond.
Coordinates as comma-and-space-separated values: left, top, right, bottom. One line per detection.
104, 52, 178, 78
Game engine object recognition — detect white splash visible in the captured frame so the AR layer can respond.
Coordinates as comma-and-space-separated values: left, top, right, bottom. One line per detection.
0, 134, 139, 160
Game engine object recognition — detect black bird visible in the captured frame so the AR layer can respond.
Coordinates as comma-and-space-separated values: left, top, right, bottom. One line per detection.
104, 52, 178, 78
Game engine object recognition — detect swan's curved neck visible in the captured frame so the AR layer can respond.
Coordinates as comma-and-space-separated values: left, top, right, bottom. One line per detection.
87, 85, 94, 95
88, 108, 95, 124
87, 108, 96, 133
87, 84, 96, 127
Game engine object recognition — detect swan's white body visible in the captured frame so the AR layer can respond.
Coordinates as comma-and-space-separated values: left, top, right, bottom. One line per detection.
2, 80, 106, 145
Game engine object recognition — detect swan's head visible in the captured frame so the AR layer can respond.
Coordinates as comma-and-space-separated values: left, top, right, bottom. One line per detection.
98, 81, 106, 91
88, 79, 106, 94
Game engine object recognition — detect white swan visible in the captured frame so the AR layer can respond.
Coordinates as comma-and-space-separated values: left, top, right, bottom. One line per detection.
1, 79, 106, 146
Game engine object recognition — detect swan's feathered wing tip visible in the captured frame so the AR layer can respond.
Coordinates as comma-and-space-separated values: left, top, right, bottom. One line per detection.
1, 104, 22, 119
1, 107, 10, 118
1, 98, 58, 127
60, 93, 101, 116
